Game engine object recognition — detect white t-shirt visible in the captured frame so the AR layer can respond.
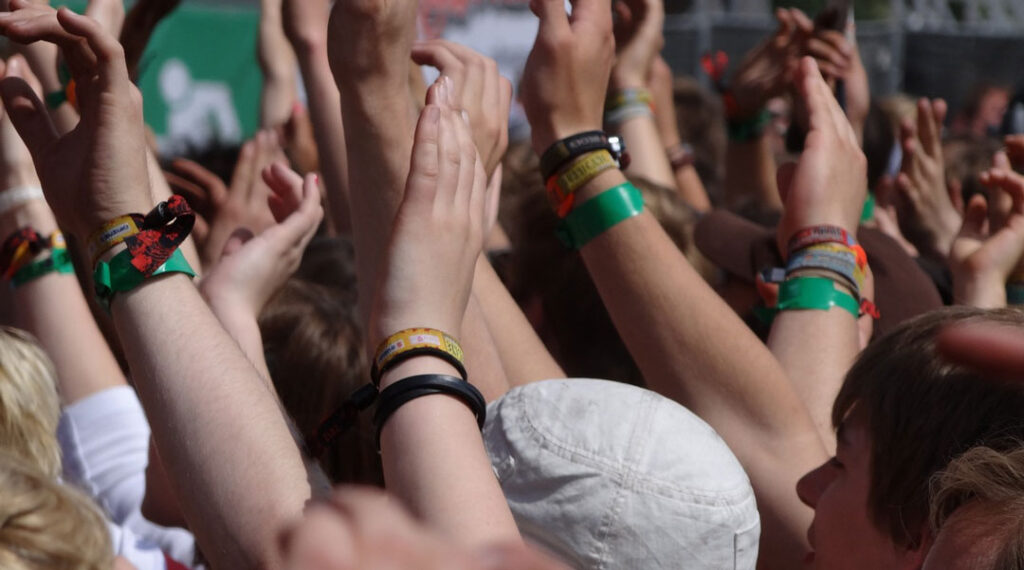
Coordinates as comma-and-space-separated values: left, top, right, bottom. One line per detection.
58, 386, 200, 569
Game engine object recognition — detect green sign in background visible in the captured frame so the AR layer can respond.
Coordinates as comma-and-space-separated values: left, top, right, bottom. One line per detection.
66, 1, 261, 145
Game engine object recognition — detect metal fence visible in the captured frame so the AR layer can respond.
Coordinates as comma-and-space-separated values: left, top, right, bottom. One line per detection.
663, 0, 1024, 111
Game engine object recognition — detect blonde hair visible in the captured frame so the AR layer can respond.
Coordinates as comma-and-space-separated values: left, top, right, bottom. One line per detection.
0, 327, 61, 478
0, 451, 113, 570
930, 446, 1024, 569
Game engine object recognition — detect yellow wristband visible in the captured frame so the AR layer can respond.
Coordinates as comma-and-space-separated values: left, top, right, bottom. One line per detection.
371, 327, 466, 385
87, 215, 142, 267
546, 150, 617, 217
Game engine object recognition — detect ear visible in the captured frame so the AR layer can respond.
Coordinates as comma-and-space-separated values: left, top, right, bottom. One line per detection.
897, 528, 933, 570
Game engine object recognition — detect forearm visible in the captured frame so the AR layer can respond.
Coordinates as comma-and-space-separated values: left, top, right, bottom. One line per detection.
204, 297, 274, 382
292, 39, 351, 234
0, 200, 127, 405
575, 168, 822, 568
472, 256, 564, 387
112, 274, 309, 569
260, 0, 298, 128
610, 115, 675, 190
767, 307, 858, 451
11, 41, 78, 134
673, 163, 712, 212
954, 272, 1007, 308
378, 355, 520, 546
724, 135, 782, 212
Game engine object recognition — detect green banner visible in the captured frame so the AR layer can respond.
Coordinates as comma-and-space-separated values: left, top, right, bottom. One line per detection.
66, 1, 261, 153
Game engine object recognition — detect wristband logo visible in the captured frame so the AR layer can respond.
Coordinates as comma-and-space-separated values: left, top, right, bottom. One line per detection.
99, 222, 135, 244
377, 340, 406, 365
409, 333, 442, 348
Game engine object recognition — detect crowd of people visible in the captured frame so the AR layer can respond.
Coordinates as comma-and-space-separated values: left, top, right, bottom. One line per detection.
0, 0, 1022, 568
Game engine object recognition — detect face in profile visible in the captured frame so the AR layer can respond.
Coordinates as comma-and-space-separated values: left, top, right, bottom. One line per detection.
796, 407, 928, 570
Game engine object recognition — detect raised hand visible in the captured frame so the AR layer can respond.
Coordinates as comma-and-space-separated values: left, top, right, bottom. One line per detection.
894, 98, 962, 260
369, 77, 494, 344
0, 55, 39, 192
949, 168, 1024, 307
801, 22, 869, 140
410, 40, 512, 177
0, 2, 150, 239
199, 163, 322, 319
610, 0, 664, 90
167, 130, 284, 268
729, 8, 806, 120
775, 57, 866, 255
519, 0, 614, 154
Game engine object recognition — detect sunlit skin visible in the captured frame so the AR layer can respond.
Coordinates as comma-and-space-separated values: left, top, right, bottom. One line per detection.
796, 407, 928, 570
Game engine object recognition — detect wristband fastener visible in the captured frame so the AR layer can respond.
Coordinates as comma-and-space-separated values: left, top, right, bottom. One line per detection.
370, 327, 467, 387
93, 247, 196, 310
306, 383, 379, 457
556, 182, 644, 250
373, 374, 486, 451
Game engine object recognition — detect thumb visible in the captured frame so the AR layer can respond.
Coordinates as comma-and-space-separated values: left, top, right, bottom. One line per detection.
0, 76, 58, 160
961, 194, 989, 238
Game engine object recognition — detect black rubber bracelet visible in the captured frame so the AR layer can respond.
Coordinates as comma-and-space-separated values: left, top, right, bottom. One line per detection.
373, 374, 486, 450
539, 130, 612, 180
369, 346, 468, 387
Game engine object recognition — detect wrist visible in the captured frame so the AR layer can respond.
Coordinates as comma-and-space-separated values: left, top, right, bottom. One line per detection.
378, 355, 461, 390
530, 123, 604, 157
0, 199, 57, 240
609, 70, 646, 91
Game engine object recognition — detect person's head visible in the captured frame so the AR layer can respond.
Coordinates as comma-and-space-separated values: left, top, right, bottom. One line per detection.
672, 76, 726, 201
260, 277, 381, 486
0, 327, 61, 478
923, 446, 1024, 570
957, 83, 1011, 138
0, 451, 114, 570
797, 307, 1024, 570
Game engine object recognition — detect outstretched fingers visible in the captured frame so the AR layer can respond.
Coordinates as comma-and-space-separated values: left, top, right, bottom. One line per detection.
404, 87, 443, 208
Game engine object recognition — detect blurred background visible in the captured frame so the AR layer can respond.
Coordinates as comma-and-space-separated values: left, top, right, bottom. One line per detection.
53, 0, 1024, 155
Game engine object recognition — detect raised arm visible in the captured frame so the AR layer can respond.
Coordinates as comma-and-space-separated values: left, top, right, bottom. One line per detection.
328, 0, 509, 398
519, 0, 825, 566
282, 0, 350, 234
258, 0, 298, 128
367, 79, 518, 545
766, 57, 869, 450
0, 6, 309, 567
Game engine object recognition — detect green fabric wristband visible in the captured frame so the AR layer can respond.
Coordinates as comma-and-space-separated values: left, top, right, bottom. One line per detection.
727, 109, 772, 142
44, 89, 67, 109
860, 191, 876, 223
776, 275, 859, 319
1007, 282, 1024, 305
93, 248, 196, 310
556, 182, 644, 249
10, 248, 74, 288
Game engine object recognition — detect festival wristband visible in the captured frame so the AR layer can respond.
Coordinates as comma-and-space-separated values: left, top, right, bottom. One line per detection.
1008, 282, 1024, 305
0, 185, 44, 216
373, 374, 486, 450
370, 327, 467, 387
776, 275, 860, 319
546, 150, 617, 218
539, 131, 629, 180
786, 225, 867, 268
860, 192, 876, 223
786, 244, 863, 294
727, 109, 772, 142
93, 247, 196, 310
0, 228, 65, 279
605, 88, 653, 112
556, 182, 644, 250
604, 103, 653, 127
667, 143, 695, 170
87, 214, 143, 267
306, 383, 378, 457
11, 247, 73, 288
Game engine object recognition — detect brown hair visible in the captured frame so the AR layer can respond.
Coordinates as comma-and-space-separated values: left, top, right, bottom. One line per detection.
504, 171, 705, 386
259, 278, 382, 486
833, 307, 1024, 548
0, 451, 113, 570
930, 446, 1024, 570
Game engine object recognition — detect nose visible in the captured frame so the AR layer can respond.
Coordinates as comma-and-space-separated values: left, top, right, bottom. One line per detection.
796, 460, 835, 509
